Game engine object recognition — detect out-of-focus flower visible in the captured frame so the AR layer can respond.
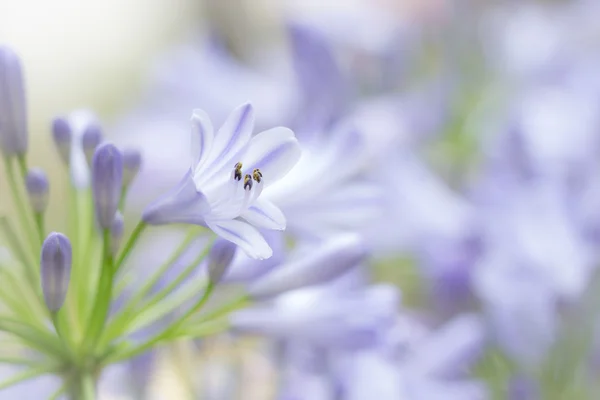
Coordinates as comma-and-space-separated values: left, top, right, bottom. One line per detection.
92, 143, 123, 230
0, 45, 28, 156
342, 314, 487, 400
25, 168, 49, 214
142, 103, 301, 259
40, 232, 72, 312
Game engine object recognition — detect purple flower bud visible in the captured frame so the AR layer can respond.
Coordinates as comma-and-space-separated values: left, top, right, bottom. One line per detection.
122, 148, 142, 188
0, 45, 28, 156
82, 123, 102, 166
111, 212, 124, 255
51, 117, 72, 165
25, 168, 49, 213
92, 143, 123, 229
247, 234, 367, 300
208, 239, 237, 285
40, 232, 72, 312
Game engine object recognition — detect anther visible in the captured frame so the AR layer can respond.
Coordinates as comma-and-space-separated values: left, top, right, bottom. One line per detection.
252, 168, 262, 182
234, 162, 243, 181
244, 174, 253, 190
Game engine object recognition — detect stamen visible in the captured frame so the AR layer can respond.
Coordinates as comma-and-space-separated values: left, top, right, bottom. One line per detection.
252, 168, 262, 183
243, 174, 253, 191
233, 162, 243, 181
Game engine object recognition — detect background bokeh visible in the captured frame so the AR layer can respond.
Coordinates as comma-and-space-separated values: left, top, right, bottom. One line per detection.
3, 0, 600, 399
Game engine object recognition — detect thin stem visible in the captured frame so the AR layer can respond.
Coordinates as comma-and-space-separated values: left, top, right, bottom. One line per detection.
51, 311, 66, 343
191, 294, 250, 325
0, 318, 67, 359
16, 154, 28, 182
105, 284, 216, 364
0, 268, 40, 327
0, 215, 35, 272
0, 261, 49, 330
138, 240, 212, 313
115, 221, 147, 273
173, 318, 229, 339
118, 187, 128, 212
48, 381, 67, 400
120, 278, 207, 339
33, 212, 45, 244
0, 356, 39, 366
82, 229, 114, 352
99, 228, 200, 346
0, 365, 57, 391
4, 157, 39, 253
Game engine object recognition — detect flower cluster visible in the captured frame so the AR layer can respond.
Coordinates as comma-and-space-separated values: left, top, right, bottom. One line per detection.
4, 0, 600, 398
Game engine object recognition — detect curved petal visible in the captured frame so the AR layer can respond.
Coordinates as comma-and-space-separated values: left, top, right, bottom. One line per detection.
243, 127, 302, 185
222, 230, 285, 283
204, 103, 255, 178
142, 170, 210, 225
247, 234, 366, 299
206, 218, 272, 260
190, 109, 214, 172
241, 198, 286, 230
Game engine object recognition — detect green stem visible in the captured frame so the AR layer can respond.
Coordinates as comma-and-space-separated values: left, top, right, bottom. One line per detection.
4, 157, 39, 253
82, 373, 96, 400
33, 212, 44, 245
0, 261, 49, 330
99, 228, 200, 346
0, 357, 39, 366
118, 187, 128, 212
105, 284, 216, 363
66, 373, 96, 400
0, 365, 58, 391
0, 215, 35, 273
82, 229, 114, 352
194, 294, 250, 325
48, 381, 67, 400
120, 278, 207, 339
16, 154, 28, 181
0, 268, 40, 327
115, 221, 146, 273
138, 240, 212, 313
173, 318, 229, 339
0, 318, 67, 358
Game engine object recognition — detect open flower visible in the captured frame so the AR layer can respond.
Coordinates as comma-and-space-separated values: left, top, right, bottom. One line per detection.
143, 103, 301, 259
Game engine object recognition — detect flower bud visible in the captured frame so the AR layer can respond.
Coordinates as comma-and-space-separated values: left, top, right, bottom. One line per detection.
25, 168, 49, 213
122, 148, 142, 188
51, 117, 72, 165
208, 239, 237, 285
82, 123, 102, 166
247, 234, 366, 300
111, 212, 124, 255
92, 143, 123, 229
0, 45, 28, 156
40, 232, 72, 312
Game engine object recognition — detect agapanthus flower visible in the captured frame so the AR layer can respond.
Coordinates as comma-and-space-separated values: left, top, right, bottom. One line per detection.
142, 103, 301, 259
341, 314, 488, 400
0, 45, 326, 398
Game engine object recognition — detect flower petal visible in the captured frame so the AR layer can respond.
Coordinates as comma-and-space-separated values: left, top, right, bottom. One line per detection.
241, 198, 286, 230
287, 22, 348, 134
222, 230, 285, 283
204, 103, 255, 178
190, 109, 214, 171
243, 127, 301, 185
247, 234, 366, 299
206, 218, 272, 260
142, 170, 210, 225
